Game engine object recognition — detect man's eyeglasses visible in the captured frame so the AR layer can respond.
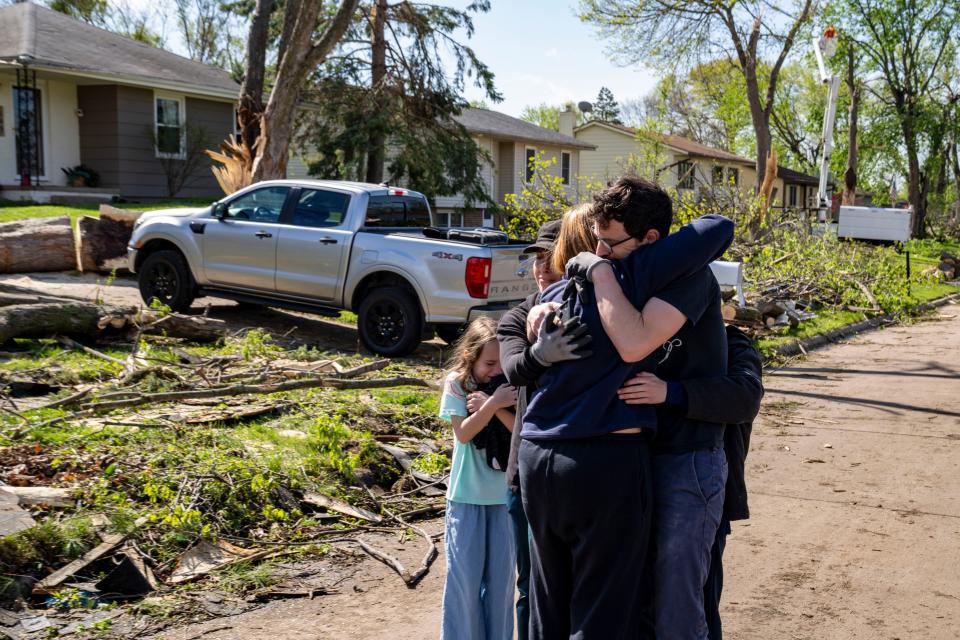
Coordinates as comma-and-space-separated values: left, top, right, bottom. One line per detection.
597, 235, 634, 254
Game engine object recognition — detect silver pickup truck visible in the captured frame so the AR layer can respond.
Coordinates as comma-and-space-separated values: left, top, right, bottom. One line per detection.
127, 180, 534, 356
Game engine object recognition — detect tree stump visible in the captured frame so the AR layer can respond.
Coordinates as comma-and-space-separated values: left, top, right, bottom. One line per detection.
0, 216, 76, 273
75, 206, 141, 273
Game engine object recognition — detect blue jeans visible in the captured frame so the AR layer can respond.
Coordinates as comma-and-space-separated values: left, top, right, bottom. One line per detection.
652, 448, 727, 640
506, 488, 531, 640
441, 501, 515, 640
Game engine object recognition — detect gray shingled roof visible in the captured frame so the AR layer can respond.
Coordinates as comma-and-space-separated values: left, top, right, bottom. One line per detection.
0, 2, 238, 97
455, 108, 595, 149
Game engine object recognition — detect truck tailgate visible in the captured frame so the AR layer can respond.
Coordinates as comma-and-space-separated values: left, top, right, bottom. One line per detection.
487, 247, 537, 302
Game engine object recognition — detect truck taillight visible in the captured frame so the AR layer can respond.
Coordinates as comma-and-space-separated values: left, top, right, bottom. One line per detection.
465, 257, 491, 299
389, 188, 408, 196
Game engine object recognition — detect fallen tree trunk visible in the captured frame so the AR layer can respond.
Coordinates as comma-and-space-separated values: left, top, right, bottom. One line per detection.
0, 216, 76, 273
75, 207, 141, 273
0, 301, 226, 344
0, 302, 133, 343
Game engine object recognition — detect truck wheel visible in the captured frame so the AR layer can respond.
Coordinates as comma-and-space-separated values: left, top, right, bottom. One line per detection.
357, 288, 423, 357
138, 250, 196, 312
435, 324, 465, 345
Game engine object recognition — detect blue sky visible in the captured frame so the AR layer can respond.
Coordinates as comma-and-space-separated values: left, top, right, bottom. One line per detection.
447, 0, 659, 116
138, 0, 660, 118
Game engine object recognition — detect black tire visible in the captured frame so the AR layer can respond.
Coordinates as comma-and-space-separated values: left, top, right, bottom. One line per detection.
138, 249, 196, 312
434, 323, 465, 345
357, 287, 423, 357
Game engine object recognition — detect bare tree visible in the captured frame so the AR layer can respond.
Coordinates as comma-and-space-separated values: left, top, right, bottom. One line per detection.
580, 0, 814, 188
174, 0, 230, 66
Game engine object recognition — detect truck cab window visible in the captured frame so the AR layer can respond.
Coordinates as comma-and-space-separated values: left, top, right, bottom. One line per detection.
292, 189, 350, 228
226, 187, 289, 222
365, 195, 431, 227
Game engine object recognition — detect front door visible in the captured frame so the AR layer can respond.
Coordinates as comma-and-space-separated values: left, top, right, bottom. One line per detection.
275, 187, 353, 301
202, 185, 291, 291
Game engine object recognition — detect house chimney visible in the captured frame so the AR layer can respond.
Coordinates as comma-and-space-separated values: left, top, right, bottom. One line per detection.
558, 108, 576, 138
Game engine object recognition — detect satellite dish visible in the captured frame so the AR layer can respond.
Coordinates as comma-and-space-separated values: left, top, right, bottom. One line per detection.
578, 101, 593, 113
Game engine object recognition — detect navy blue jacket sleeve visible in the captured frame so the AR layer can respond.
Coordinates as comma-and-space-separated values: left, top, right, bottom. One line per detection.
641, 214, 734, 292
681, 326, 763, 424
497, 293, 547, 388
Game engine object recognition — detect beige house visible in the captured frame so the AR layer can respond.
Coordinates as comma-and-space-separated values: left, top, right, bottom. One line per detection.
571, 119, 820, 214
0, 2, 237, 202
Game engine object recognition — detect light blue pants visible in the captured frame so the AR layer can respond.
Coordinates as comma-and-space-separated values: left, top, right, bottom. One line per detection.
441, 501, 516, 640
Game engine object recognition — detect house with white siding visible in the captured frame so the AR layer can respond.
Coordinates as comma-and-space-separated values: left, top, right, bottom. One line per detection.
571, 119, 820, 214
0, 2, 237, 202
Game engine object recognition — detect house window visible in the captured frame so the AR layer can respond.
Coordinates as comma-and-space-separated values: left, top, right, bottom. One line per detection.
525, 148, 536, 183
712, 166, 724, 186
438, 211, 464, 227
155, 94, 185, 158
561, 151, 571, 185
788, 185, 798, 207
726, 167, 739, 186
14, 86, 44, 177
677, 161, 695, 190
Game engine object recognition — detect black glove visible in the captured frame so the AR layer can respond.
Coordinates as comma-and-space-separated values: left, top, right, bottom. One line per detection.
565, 252, 611, 283
529, 308, 593, 366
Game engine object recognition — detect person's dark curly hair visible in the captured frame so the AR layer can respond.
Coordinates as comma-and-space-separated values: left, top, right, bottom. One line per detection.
591, 174, 673, 239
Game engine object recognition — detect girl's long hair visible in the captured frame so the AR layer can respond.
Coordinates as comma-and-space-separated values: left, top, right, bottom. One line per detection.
446, 316, 499, 387
551, 203, 598, 274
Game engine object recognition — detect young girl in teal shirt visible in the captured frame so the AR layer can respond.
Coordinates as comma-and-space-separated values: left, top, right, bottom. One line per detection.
439, 316, 517, 640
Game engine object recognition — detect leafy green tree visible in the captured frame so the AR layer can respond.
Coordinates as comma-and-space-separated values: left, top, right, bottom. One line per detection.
300, 1, 500, 206
519, 101, 582, 131
580, 0, 814, 187
828, 0, 959, 236
46, 0, 163, 44
592, 87, 622, 123
639, 59, 753, 157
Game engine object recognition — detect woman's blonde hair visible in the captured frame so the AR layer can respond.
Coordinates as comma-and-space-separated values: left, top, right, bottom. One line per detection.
551, 203, 598, 274
445, 316, 499, 386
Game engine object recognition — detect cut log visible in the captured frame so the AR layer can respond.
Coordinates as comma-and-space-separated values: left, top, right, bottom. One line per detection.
139, 310, 227, 342
758, 300, 787, 318
0, 302, 134, 343
75, 208, 140, 273
721, 303, 737, 322
3, 486, 74, 508
0, 301, 227, 344
0, 216, 76, 273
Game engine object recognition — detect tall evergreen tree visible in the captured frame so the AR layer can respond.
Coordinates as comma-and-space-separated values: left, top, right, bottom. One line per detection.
593, 86, 622, 123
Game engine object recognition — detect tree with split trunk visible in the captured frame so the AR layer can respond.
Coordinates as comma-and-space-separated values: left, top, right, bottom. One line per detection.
235, 0, 361, 182
829, 0, 959, 237
580, 0, 814, 189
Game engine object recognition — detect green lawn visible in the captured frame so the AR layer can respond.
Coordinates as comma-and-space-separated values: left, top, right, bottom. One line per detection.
0, 199, 213, 225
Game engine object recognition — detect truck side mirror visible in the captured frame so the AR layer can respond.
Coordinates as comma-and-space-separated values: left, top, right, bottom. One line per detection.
213, 202, 228, 219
